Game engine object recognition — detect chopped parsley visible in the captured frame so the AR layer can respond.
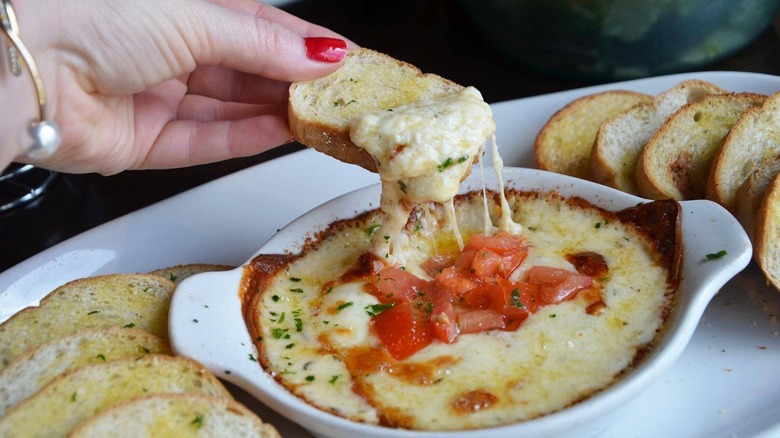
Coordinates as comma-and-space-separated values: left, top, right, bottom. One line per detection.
289, 277, 302, 282
329, 375, 340, 384
336, 301, 354, 311
705, 250, 728, 260
365, 302, 395, 317
305, 375, 316, 382
272, 328, 290, 339
289, 288, 304, 294
191, 414, 204, 428
96, 354, 106, 361
248, 353, 257, 362
365, 224, 381, 237
87, 310, 99, 315
271, 295, 281, 302
510, 289, 525, 308
123, 322, 136, 329
437, 155, 469, 172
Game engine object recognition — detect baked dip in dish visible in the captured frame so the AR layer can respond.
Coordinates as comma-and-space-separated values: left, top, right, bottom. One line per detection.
170, 167, 751, 437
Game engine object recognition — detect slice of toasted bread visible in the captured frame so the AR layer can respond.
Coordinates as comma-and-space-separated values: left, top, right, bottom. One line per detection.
735, 154, 780, 240
0, 355, 231, 438
590, 80, 725, 194
148, 263, 235, 285
0, 274, 175, 369
534, 90, 652, 179
755, 172, 780, 292
289, 48, 463, 172
706, 91, 780, 211
0, 327, 170, 416
70, 393, 281, 438
635, 92, 766, 200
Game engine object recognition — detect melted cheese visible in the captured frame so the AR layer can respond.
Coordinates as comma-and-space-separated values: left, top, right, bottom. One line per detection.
349, 87, 520, 263
254, 192, 673, 430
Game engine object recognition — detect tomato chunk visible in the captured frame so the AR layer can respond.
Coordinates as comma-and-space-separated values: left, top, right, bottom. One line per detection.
464, 231, 526, 255
430, 301, 459, 343
471, 250, 503, 278
421, 255, 456, 277
375, 266, 427, 302
371, 301, 432, 360
458, 309, 506, 334
539, 274, 592, 304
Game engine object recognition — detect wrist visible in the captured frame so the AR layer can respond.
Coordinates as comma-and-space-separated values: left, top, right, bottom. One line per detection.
0, 0, 60, 172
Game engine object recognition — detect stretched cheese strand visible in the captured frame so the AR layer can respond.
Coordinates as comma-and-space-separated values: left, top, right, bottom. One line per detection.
350, 86, 519, 265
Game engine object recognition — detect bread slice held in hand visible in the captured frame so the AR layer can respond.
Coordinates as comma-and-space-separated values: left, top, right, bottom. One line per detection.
590, 79, 725, 194
635, 92, 765, 200
0, 274, 175, 369
289, 48, 463, 172
707, 91, 780, 212
535, 90, 652, 179
70, 393, 281, 438
0, 355, 232, 438
0, 327, 170, 417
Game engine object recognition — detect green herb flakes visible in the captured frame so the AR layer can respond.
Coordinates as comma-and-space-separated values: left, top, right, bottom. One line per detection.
365, 302, 395, 317
705, 250, 728, 260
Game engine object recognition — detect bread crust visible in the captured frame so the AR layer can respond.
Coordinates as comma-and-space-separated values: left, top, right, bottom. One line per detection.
755, 172, 780, 291
590, 79, 725, 194
288, 48, 463, 173
635, 92, 765, 200
706, 91, 780, 212
534, 90, 651, 179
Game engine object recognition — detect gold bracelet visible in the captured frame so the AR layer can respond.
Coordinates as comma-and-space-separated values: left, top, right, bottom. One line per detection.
0, 0, 60, 159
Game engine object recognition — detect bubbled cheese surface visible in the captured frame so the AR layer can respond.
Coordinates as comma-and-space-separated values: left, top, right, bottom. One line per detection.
253, 192, 672, 431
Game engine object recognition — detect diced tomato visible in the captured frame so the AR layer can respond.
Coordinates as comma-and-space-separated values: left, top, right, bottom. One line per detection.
463, 283, 494, 309
458, 309, 506, 334
471, 250, 503, 278
374, 266, 427, 302
539, 274, 593, 304
436, 266, 476, 296
421, 255, 456, 277
513, 282, 542, 314
430, 301, 459, 343
526, 266, 571, 286
500, 248, 528, 277
464, 231, 526, 255
371, 301, 432, 360
453, 249, 477, 272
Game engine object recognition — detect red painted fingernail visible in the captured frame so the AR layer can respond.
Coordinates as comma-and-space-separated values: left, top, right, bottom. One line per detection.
304, 37, 347, 63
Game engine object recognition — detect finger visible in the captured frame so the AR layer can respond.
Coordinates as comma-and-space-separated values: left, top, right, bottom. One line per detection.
208, 0, 357, 46
163, 0, 349, 82
186, 65, 290, 104
177, 93, 284, 122
138, 115, 293, 169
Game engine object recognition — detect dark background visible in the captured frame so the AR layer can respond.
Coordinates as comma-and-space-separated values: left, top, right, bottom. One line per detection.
2, 0, 780, 273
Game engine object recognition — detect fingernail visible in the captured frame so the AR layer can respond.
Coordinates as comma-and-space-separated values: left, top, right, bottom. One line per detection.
304, 37, 347, 63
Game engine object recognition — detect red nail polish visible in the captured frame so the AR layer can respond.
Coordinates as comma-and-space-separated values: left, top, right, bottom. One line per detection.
305, 37, 347, 63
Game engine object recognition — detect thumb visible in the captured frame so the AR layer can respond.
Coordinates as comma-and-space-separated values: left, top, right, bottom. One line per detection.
170, 0, 352, 82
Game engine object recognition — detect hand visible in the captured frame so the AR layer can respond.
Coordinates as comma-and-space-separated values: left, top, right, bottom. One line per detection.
2, 0, 353, 174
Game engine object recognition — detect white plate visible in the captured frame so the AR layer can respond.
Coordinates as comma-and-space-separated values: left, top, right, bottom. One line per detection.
2, 71, 780, 437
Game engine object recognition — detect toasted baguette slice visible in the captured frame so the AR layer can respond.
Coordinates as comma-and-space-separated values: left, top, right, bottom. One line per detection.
590, 80, 725, 194
289, 48, 463, 171
707, 91, 780, 211
755, 172, 780, 292
0, 355, 231, 438
535, 90, 652, 179
0, 327, 170, 416
735, 154, 780, 240
71, 393, 281, 438
635, 92, 766, 200
0, 274, 175, 369
149, 263, 235, 285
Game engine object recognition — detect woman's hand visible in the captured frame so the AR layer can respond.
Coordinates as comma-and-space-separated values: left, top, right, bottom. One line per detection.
2, 0, 352, 174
